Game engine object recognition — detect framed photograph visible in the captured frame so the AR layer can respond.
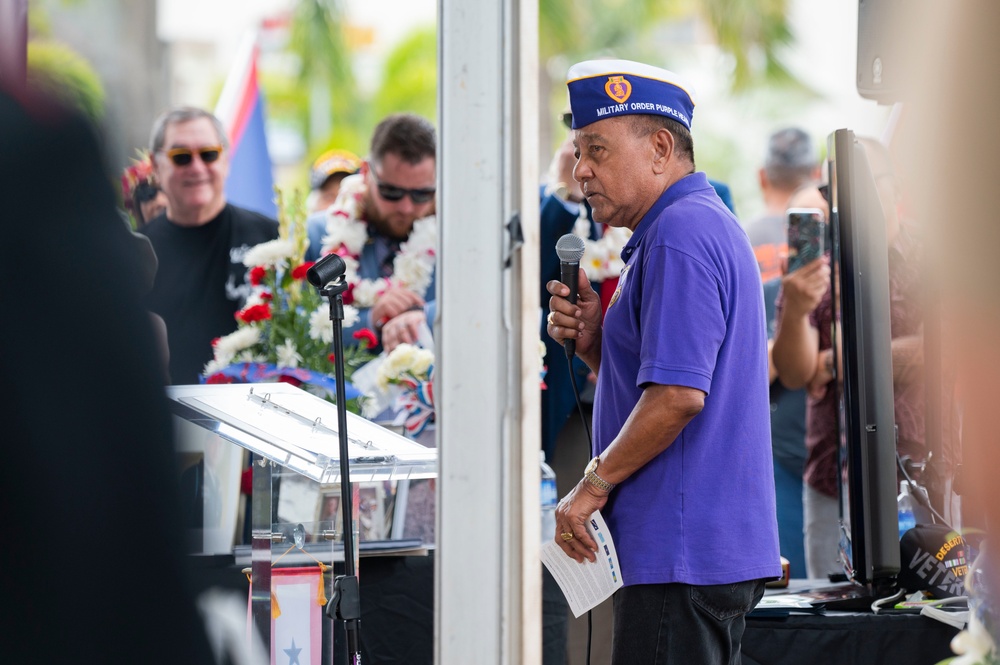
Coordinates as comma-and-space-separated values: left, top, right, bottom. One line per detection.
357, 483, 390, 542
390, 478, 436, 546
316, 492, 343, 536
173, 416, 245, 554
277, 471, 322, 542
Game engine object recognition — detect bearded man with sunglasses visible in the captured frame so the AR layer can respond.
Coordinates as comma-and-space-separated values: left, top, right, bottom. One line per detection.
141, 106, 279, 384
306, 113, 437, 352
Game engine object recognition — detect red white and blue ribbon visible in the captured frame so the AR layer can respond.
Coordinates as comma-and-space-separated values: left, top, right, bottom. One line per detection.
393, 374, 435, 437
201, 362, 360, 401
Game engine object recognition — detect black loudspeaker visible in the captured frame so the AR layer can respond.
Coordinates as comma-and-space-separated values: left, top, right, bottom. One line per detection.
856, 0, 913, 104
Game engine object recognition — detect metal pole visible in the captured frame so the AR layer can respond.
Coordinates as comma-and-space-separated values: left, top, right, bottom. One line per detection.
436, 0, 540, 660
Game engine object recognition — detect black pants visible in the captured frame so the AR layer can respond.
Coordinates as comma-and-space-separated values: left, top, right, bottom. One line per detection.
611, 579, 765, 664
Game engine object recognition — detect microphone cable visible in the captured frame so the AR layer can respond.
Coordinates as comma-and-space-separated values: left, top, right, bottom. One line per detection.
565, 352, 596, 665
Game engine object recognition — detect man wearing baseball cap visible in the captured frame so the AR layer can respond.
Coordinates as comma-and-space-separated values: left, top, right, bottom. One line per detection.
547, 59, 780, 664
307, 148, 361, 213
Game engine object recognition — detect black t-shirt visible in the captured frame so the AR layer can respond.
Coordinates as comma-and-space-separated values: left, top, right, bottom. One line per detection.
141, 204, 278, 384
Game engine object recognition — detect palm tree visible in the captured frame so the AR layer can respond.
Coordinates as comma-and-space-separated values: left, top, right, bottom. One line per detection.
288, 0, 359, 153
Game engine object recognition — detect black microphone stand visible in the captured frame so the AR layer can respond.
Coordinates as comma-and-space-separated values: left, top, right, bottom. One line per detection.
307, 254, 361, 664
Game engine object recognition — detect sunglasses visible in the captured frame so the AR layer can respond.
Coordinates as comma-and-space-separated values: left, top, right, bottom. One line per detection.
371, 169, 435, 204
163, 145, 224, 167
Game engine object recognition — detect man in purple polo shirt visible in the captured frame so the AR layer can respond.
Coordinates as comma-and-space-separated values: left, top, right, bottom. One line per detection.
546, 59, 780, 664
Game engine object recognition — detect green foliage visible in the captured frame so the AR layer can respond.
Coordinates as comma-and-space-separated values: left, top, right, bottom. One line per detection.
539, 0, 680, 62
27, 41, 105, 123
699, 0, 797, 90
289, 0, 353, 86
287, 0, 364, 153
538, 0, 798, 90
371, 27, 437, 123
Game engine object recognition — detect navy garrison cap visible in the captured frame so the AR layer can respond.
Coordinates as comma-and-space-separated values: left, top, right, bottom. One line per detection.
566, 59, 696, 130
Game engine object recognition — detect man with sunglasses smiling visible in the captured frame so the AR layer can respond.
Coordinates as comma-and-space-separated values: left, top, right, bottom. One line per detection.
307, 113, 437, 351
142, 106, 279, 384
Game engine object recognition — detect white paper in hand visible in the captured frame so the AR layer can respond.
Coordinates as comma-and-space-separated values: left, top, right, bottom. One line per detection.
540, 510, 623, 617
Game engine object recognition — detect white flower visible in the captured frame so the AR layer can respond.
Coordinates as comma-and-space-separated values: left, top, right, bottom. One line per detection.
950, 619, 997, 665
581, 240, 610, 282
394, 253, 433, 295
235, 349, 266, 363
574, 223, 631, 281
341, 255, 360, 285
309, 307, 334, 344
403, 217, 437, 254
242, 239, 296, 268
361, 396, 383, 419
385, 343, 417, 377
322, 215, 368, 256
203, 356, 233, 376
374, 361, 393, 392
213, 327, 261, 357
276, 339, 302, 369
353, 278, 386, 308
309, 304, 360, 343
374, 343, 434, 393
572, 215, 592, 239
343, 304, 360, 328
409, 348, 434, 379
243, 288, 269, 309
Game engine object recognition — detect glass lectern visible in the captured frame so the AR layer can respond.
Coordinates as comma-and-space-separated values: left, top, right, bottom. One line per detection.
166, 382, 437, 662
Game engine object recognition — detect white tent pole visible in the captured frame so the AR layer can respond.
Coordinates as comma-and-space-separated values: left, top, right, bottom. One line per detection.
435, 0, 540, 660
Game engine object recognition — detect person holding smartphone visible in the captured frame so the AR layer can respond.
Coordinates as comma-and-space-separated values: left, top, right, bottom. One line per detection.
772, 185, 837, 580
773, 141, 926, 579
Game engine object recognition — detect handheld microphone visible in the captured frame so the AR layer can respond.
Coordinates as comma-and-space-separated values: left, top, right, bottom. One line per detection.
555, 234, 586, 359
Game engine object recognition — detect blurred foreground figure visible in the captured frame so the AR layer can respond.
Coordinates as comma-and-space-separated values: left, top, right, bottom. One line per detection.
909, 4, 1000, 578
0, 87, 215, 664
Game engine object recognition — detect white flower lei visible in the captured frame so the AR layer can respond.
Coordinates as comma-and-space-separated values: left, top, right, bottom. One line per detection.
573, 215, 632, 282
320, 174, 437, 308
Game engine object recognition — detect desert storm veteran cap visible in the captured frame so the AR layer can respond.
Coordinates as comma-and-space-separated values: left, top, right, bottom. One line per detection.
566, 59, 696, 131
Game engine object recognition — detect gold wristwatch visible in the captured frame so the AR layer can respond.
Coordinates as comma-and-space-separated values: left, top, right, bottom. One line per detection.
584, 456, 615, 493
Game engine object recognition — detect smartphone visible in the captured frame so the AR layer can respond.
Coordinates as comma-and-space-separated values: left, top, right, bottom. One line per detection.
786, 208, 826, 273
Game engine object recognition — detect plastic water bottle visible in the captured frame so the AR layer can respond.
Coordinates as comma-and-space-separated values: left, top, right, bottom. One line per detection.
540, 452, 558, 542
898, 481, 916, 539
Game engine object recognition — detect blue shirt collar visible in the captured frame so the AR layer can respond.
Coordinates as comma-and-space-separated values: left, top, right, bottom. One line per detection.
621, 172, 712, 263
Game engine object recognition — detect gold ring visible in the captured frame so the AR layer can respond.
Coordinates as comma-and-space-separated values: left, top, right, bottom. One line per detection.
560, 532, 574, 542
547, 312, 556, 326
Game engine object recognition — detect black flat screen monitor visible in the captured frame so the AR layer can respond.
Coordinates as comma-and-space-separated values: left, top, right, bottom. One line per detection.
828, 129, 900, 593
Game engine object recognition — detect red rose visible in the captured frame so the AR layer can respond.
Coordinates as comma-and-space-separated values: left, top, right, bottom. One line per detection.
249, 265, 267, 286
277, 375, 303, 387
342, 282, 355, 306
353, 328, 379, 349
291, 261, 315, 280
328, 353, 337, 363
236, 303, 272, 323
210, 337, 221, 348
260, 292, 273, 301
206, 373, 233, 385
